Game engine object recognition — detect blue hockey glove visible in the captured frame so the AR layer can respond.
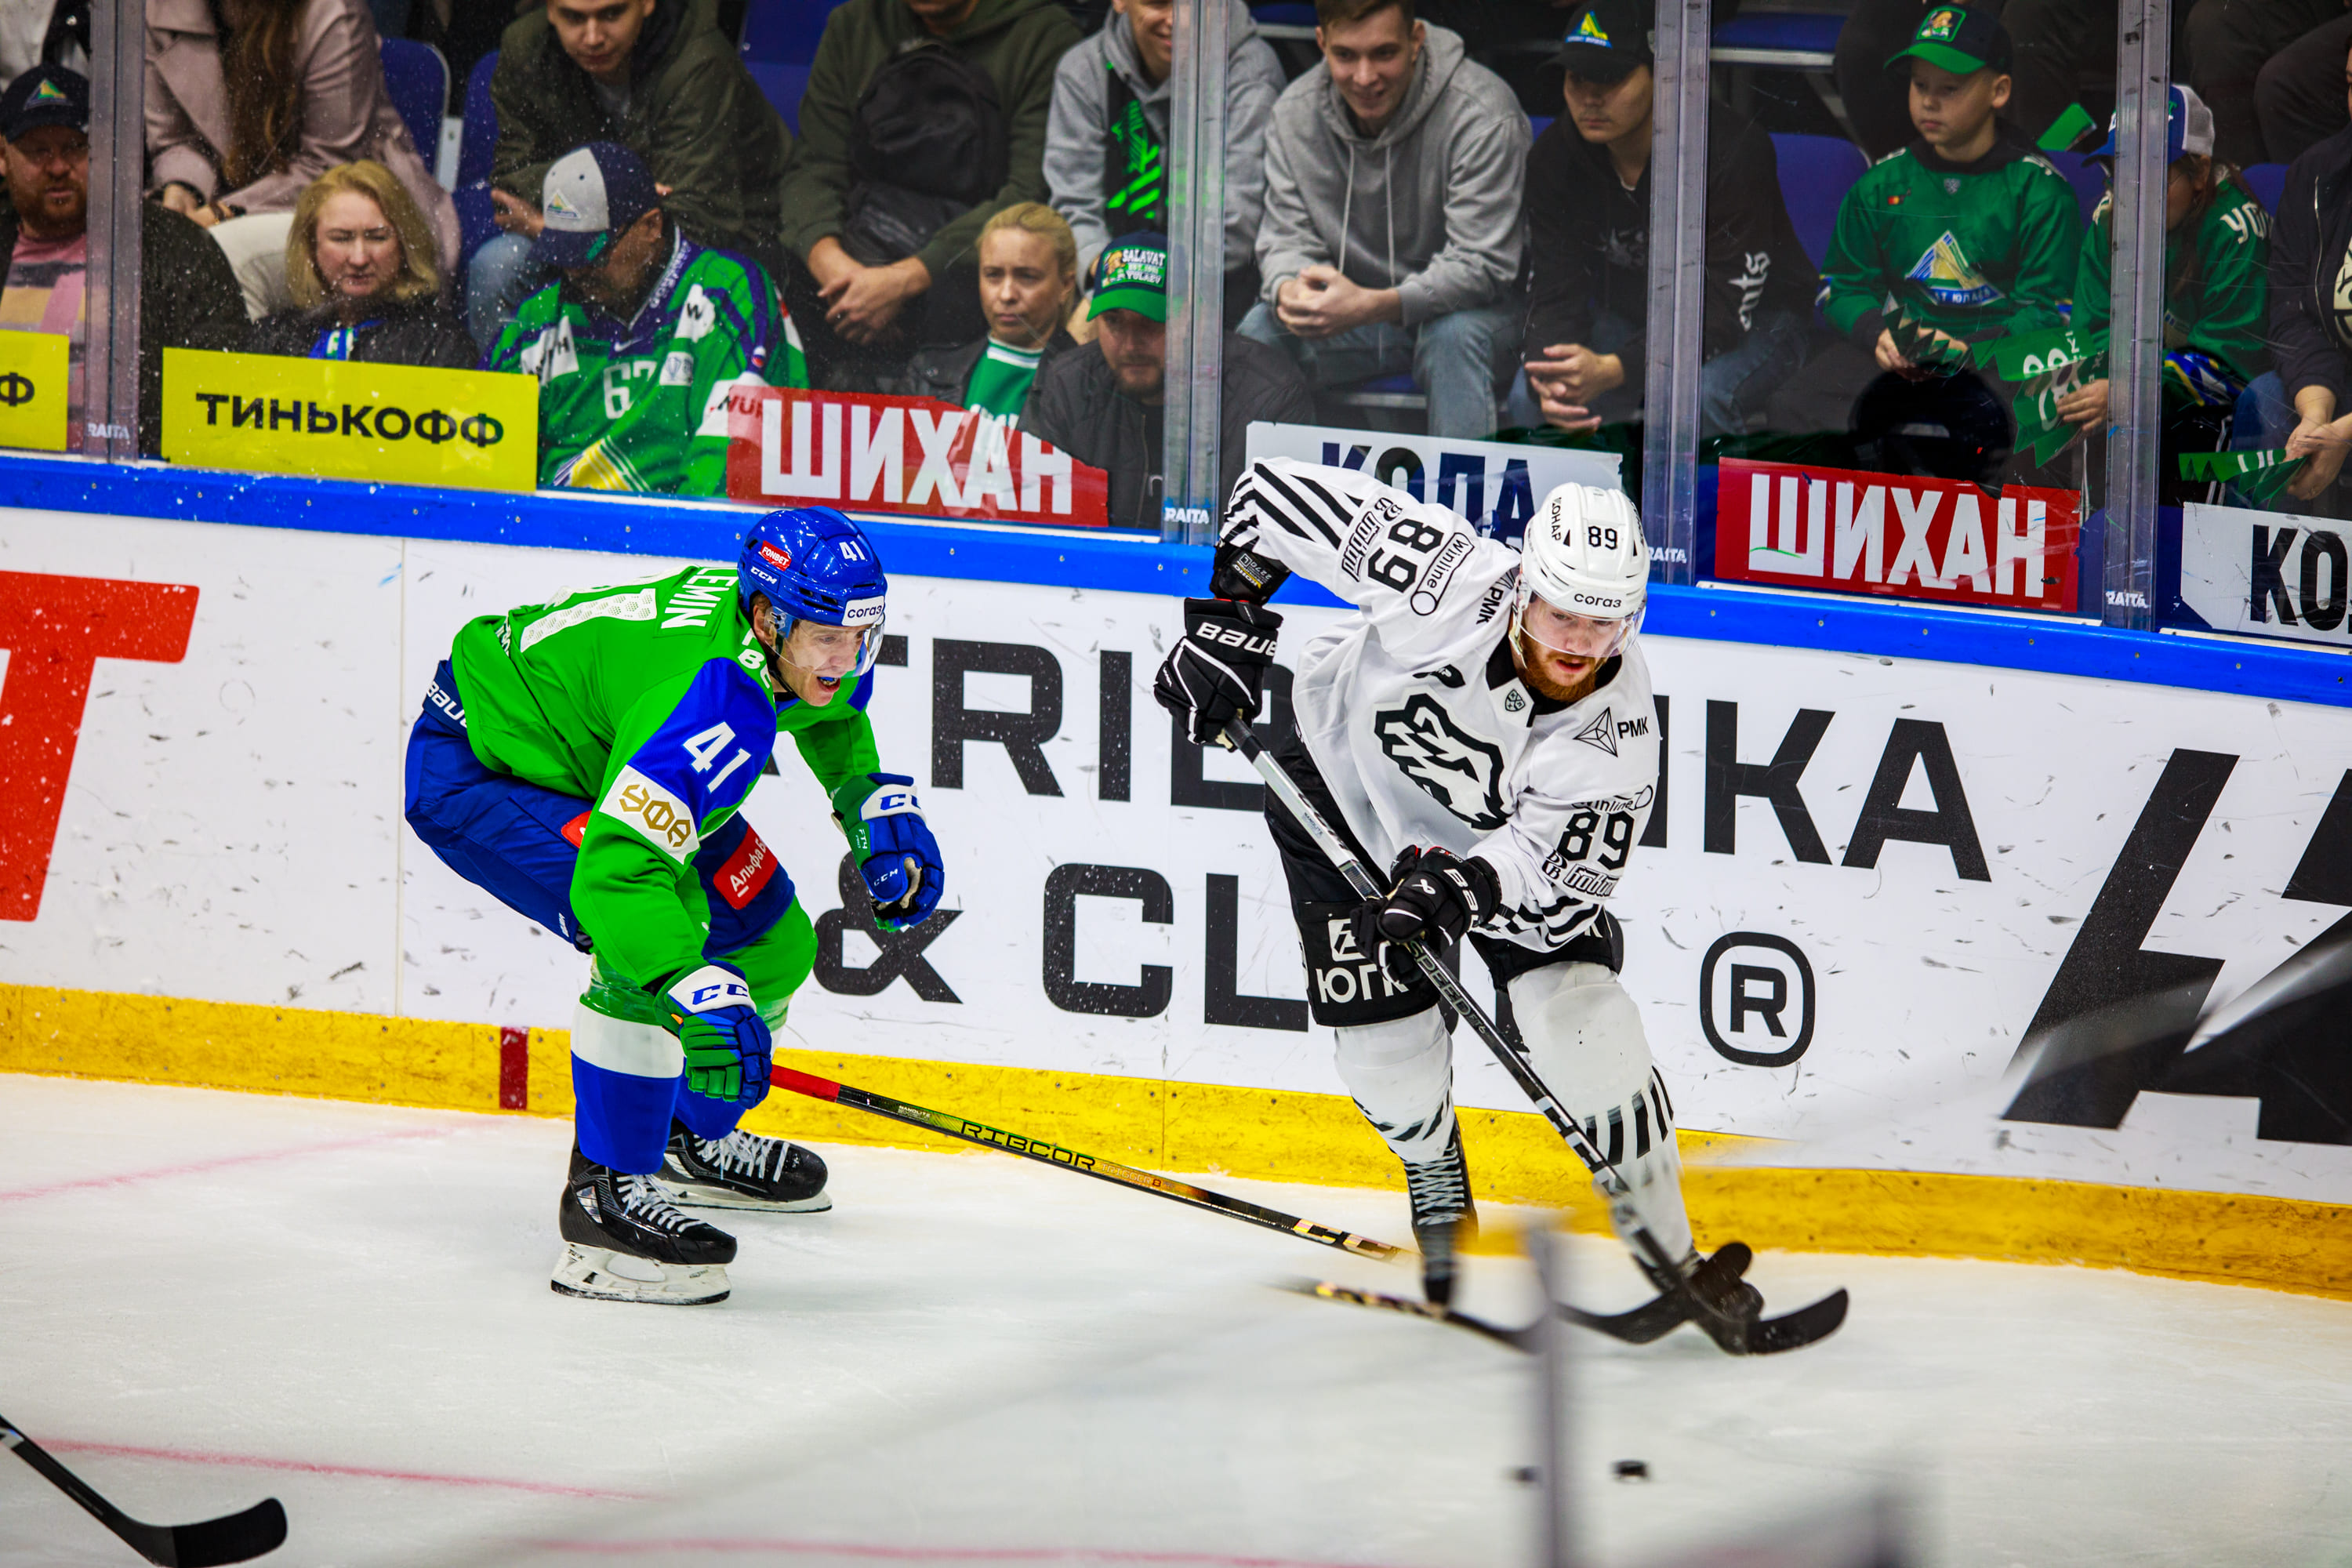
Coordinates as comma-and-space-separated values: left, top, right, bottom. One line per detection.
831, 772, 944, 931
660, 964, 771, 1104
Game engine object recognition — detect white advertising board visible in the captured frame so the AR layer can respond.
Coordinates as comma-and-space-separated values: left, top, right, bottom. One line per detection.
2181, 499, 2352, 648
1242, 421, 1627, 551
3, 509, 2349, 1206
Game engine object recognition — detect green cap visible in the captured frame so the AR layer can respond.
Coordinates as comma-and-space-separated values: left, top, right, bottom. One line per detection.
1886, 5, 2012, 75
1088, 232, 1167, 323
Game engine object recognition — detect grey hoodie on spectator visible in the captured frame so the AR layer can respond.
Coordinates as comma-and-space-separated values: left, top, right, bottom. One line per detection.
1254, 22, 1527, 326
1042, 0, 1285, 275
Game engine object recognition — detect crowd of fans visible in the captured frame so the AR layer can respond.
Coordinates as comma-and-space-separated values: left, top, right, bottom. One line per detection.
0, 0, 2343, 519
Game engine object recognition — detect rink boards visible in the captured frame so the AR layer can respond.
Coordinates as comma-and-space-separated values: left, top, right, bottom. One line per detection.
1, 506, 2347, 1294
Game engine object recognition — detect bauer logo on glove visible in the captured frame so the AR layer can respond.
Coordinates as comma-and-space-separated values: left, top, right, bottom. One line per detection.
1152, 597, 1285, 748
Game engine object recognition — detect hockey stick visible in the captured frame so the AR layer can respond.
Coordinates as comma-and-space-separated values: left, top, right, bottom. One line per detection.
1225, 724, 1846, 1355
0, 1413, 287, 1566
768, 1064, 1403, 1260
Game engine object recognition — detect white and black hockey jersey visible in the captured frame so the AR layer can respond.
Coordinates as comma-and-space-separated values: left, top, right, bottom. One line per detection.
1225, 458, 1661, 955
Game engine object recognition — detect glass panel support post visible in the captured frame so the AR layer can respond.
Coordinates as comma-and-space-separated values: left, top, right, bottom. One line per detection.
1528, 1223, 1581, 1568
2103, 0, 2170, 630
1163, 0, 1229, 544
88, 0, 144, 463
1640, 0, 1709, 586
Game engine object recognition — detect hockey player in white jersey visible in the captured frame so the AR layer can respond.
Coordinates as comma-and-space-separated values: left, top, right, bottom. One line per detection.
1154, 459, 1752, 1323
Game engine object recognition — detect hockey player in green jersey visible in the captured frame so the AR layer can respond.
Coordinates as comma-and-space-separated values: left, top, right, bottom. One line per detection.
2059, 84, 2271, 495
1788, 7, 2082, 480
484, 140, 810, 498
403, 506, 944, 1305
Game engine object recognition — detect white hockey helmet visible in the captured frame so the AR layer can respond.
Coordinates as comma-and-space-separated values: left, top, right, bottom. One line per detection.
1520, 483, 1650, 622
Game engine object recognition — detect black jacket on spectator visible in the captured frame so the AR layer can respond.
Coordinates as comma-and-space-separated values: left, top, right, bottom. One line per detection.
1522, 103, 1817, 399
894, 328, 1078, 411
1022, 332, 1312, 528
247, 299, 477, 369
0, 194, 244, 456
2268, 122, 2352, 407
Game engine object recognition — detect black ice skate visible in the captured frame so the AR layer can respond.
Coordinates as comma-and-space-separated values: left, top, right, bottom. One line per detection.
658, 1121, 833, 1212
1403, 1127, 1478, 1307
1641, 1243, 1764, 1351
554, 1147, 737, 1305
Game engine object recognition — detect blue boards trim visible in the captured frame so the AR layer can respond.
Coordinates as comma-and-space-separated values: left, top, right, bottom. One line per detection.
1, 453, 2345, 708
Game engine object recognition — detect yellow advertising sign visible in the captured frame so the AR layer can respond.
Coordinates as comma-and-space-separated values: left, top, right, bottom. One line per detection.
0, 331, 71, 452
161, 347, 538, 492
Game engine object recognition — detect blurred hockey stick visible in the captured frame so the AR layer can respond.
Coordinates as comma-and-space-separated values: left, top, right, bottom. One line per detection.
0, 1411, 285, 1566
1224, 724, 1847, 1354
768, 1064, 1403, 1261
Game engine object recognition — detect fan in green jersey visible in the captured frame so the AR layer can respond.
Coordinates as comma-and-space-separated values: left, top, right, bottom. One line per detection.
485, 141, 810, 498
404, 506, 944, 1305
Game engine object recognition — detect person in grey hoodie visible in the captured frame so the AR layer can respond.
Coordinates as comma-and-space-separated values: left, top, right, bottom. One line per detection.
1044, 0, 1284, 326
1240, 0, 1529, 439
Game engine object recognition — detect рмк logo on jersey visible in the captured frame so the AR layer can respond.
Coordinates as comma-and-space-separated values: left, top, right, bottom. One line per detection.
1374, 693, 1508, 830
1906, 232, 2002, 308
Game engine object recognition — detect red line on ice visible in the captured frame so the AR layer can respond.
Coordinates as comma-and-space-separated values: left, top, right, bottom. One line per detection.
528, 1541, 1406, 1566
0, 1128, 446, 1203
47, 1441, 652, 1501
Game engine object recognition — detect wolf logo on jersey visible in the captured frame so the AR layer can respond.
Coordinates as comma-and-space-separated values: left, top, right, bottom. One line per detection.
1374, 694, 1508, 830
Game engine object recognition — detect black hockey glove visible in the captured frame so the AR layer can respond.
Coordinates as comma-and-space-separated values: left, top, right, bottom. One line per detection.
1152, 597, 1283, 747
1352, 847, 1499, 985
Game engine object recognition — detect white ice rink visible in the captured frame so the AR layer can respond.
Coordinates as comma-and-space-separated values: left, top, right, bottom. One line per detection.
2, 1074, 2348, 1568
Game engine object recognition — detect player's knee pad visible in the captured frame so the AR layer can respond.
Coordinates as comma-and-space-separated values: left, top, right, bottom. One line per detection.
1333, 1007, 1456, 1163
570, 982, 686, 1175
1508, 962, 1690, 1259
1298, 901, 1436, 1026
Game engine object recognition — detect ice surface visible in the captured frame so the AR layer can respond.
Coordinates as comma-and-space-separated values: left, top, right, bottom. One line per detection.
1, 1076, 2347, 1567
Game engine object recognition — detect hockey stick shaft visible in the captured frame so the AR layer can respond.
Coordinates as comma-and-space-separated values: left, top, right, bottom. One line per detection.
769, 1064, 1403, 1260
1224, 727, 1686, 1278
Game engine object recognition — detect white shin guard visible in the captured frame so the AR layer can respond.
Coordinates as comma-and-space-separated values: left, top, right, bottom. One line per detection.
1331, 1007, 1457, 1165
1508, 962, 1693, 1263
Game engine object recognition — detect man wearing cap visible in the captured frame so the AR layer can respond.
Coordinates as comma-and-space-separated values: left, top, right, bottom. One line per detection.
1517, 0, 1815, 439
483, 141, 808, 497
2057, 83, 2271, 498
1242, 0, 1527, 440
1776, 6, 2081, 478
1023, 230, 1311, 528
0, 64, 242, 456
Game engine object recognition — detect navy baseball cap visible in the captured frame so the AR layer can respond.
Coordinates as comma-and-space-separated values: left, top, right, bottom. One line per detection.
533, 141, 661, 270
0, 65, 86, 140
1553, 0, 1652, 79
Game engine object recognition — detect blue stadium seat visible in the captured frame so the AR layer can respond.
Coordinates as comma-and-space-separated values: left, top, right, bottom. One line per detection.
378, 38, 448, 173
1529, 114, 1554, 140
1711, 10, 1841, 68
2042, 149, 2110, 228
1769, 132, 1867, 270
741, 0, 851, 132
2242, 162, 2287, 214
452, 49, 500, 273
1250, 2, 1317, 35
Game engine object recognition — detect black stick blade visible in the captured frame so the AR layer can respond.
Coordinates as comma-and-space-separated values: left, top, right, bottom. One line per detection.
1744, 1288, 1849, 1356
169, 1497, 287, 1566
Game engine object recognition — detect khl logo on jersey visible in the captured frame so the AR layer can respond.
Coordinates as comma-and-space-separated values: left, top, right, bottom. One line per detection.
1373, 693, 1508, 830
1906, 231, 2003, 308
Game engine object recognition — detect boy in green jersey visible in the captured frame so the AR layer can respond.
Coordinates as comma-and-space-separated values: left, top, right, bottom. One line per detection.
484, 141, 810, 498
404, 506, 945, 1305
1789, 7, 2084, 480
2058, 85, 2272, 498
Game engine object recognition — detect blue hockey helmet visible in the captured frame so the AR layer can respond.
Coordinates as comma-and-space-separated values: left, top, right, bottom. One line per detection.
736, 506, 889, 677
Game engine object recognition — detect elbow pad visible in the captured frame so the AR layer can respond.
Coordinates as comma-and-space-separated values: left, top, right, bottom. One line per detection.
1211, 538, 1291, 603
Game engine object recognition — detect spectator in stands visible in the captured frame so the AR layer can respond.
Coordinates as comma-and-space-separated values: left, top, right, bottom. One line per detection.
1515, 0, 1815, 439
895, 202, 1079, 426
2185, 0, 2351, 166
1240, 0, 1528, 440
2057, 87, 2270, 496
1044, 0, 1284, 326
0, 65, 244, 456
474, 0, 792, 349
2253, 34, 2352, 512
1775, 8, 2082, 482
145, 0, 459, 321
779, 0, 1080, 387
245, 160, 474, 367
484, 142, 805, 497
0, 0, 84, 84
1024, 230, 1312, 528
